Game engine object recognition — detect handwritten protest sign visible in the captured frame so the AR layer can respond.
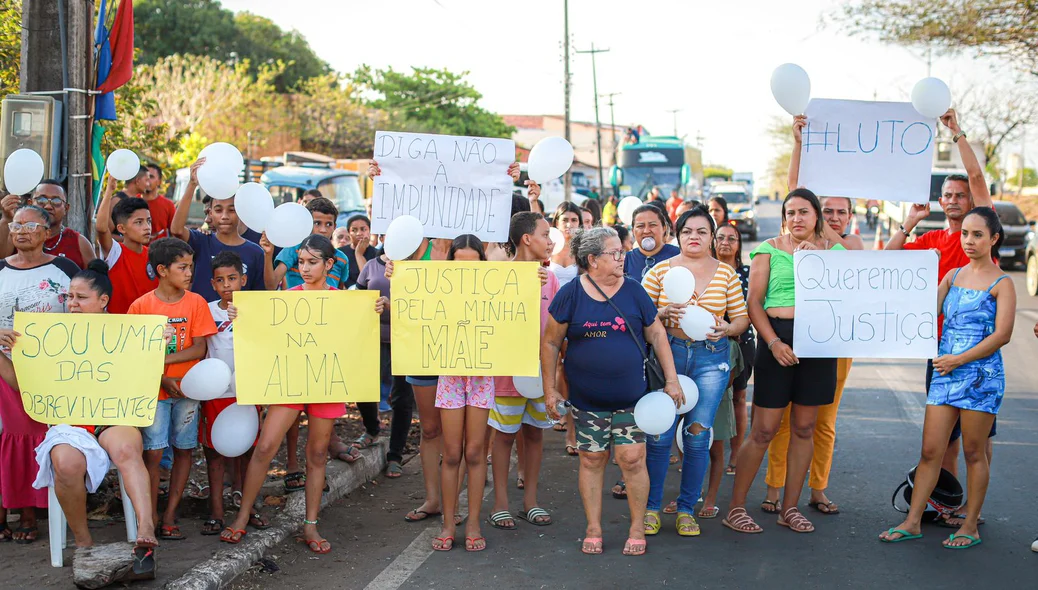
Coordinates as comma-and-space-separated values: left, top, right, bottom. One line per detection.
12, 312, 166, 426
798, 99, 936, 204
793, 250, 938, 359
391, 261, 540, 376
233, 291, 380, 405
371, 131, 515, 242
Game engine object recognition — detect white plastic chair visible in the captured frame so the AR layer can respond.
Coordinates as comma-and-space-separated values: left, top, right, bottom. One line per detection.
49, 472, 137, 567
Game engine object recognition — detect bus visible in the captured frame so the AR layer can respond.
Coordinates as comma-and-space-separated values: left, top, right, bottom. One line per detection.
609, 135, 694, 199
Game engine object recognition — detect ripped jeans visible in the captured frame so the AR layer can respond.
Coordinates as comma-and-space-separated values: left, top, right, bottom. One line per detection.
646, 335, 730, 514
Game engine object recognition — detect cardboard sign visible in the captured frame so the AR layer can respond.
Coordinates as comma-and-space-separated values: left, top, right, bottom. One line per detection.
391, 261, 541, 376
12, 312, 166, 426
370, 131, 515, 242
232, 291, 380, 404
797, 99, 936, 204
793, 250, 939, 358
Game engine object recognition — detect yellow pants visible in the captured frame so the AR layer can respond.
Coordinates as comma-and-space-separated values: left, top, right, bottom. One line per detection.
764, 358, 852, 491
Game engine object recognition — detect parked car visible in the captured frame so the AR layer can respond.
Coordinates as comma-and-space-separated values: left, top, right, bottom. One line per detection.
260, 166, 365, 227
709, 182, 759, 240
1025, 223, 1038, 297
992, 201, 1031, 269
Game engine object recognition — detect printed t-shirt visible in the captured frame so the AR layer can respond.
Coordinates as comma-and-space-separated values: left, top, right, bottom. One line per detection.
206, 301, 235, 397
338, 244, 378, 289
495, 267, 561, 398
43, 227, 87, 270
749, 241, 846, 309
146, 196, 176, 242
0, 257, 79, 331
642, 259, 747, 330
241, 227, 283, 259
275, 244, 350, 289
187, 230, 266, 301
128, 290, 217, 400
548, 277, 658, 412
104, 240, 158, 314
356, 256, 391, 343
624, 243, 679, 282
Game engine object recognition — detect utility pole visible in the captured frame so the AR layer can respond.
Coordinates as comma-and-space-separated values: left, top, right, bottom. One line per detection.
667, 108, 682, 137
600, 92, 621, 167
562, 0, 572, 200
576, 43, 609, 198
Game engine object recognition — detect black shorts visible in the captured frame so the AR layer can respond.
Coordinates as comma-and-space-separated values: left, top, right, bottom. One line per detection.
732, 338, 756, 391
752, 317, 837, 408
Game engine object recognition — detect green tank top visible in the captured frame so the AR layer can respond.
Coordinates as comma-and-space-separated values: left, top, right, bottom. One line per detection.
749, 240, 846, 309
419, 242, 433, 261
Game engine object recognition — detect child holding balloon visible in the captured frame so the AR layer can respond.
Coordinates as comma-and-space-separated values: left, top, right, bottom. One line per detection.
221, 234, 388, 553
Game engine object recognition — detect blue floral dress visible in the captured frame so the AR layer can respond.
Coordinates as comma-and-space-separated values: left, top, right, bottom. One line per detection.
927, 269, 1008, 415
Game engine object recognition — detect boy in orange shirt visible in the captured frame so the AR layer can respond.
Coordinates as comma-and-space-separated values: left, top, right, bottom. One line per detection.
129, 237, 217, 540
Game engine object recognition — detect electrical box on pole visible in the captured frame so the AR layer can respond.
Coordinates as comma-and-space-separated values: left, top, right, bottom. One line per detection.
0, 94, 64, 189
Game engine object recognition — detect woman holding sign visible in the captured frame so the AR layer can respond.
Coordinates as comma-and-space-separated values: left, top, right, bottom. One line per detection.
880, 208, 1014, 549
0, 260, 159, 569
723, 189, 844, 535
222, 235, 389, 554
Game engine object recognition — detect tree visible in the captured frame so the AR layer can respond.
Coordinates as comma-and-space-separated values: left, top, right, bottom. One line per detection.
133, 0, 239, 66
832, 0, 1038, 76
294, 74, 389, 158
0, 0, 20, 96
101, 69, 182, 168
233, 13, 331, 91
353, 66, 515, 138
702, 166, 733, 180
953, 85, 1038, 179
766, 117, 795, 194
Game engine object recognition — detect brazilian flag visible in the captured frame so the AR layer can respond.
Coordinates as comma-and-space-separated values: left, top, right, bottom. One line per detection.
91, 122, 106, 208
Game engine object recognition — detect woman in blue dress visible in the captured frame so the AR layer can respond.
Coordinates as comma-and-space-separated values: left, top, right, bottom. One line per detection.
880, 207, 1015, 549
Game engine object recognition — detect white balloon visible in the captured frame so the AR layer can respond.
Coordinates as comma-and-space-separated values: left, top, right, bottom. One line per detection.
512, 372, 543, 399
180, 358, 232, 401
675, 374, 700, 415
218, 371, 237, 399
265, 203, 313, 248
911, 77, 952, 119
770, 63, 811, 116
528, 137, 574, 184
3, 149, 45, 195
234, 183, 275, 232
678, 305, 716, 341
383, 215, 425, 260
549, 226, 565, 256
198, 165, 240, 200
199, 142, 244, 175
617, 196, 642, 226
106, 149, 140, 181
662, 266, 696, 304
709, 427, 714, 448
211, 404, 259, 458
634, 390, 677, 435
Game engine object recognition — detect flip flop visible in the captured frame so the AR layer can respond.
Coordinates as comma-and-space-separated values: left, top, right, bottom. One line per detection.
13, 525, 38, 544
565, 445, 579, 456
299, 537, 332, 554
581, 536, 603, 555
725, 464, 737, 476
132, 545, 156, 576
432, 536, 454, 551
943, 533, 982, 549
404, 508, 442, 522
201, 519, 224, 536
879, 527, 922, 543
159, 523, 185, 541
698, 505, 720, 519
220, 527, 247, 544
938, 513, 985, 529
0, 524, 11, 542
516, 507, 552, 526
622, 537, 647, 556
465, 536, 486, 552
611, 480, 627, 499
760, 499, 780, 514
809, 500, 840, 515
516, 476, 525, 490
487, 510, 517, 530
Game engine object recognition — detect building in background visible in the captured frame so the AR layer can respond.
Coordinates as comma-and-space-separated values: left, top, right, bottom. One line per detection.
503, 115, 626, 189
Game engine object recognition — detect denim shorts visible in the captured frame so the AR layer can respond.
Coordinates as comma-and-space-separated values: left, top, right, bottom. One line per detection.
406, 375, 439, 387
141, 398, 200, 451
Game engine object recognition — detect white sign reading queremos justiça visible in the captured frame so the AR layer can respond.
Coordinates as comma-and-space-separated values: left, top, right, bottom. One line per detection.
793, 250, 939, 359
371, 131, 515, 243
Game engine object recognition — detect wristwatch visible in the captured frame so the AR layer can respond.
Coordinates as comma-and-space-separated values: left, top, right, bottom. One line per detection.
953, 130, 967, 143
899, 224, 911, 237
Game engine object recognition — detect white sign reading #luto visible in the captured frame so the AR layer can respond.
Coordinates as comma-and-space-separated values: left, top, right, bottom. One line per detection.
793, 250, 939, 359
797, 99, 936, 204
371, 131, 515, 243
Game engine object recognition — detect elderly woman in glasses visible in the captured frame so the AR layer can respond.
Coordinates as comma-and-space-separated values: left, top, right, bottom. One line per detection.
0, 205, 81, 543
543, 227, 683, 557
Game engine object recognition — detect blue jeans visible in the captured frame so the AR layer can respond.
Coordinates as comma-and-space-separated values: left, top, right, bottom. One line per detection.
646, 335, 730, 513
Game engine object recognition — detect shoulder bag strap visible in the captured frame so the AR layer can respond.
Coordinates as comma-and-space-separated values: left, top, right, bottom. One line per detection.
585, 275, 651, 364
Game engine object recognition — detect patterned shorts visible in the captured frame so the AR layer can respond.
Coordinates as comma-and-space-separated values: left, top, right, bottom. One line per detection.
435, 376, 495, 410
571, 406, 645, 453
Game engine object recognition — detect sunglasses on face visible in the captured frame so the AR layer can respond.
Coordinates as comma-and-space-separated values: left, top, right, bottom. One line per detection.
31, 196, 65, 207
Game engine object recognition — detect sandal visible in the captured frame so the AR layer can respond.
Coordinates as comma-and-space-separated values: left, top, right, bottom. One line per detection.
760, 499, 780, 514
938, 513, 985, 529
132, 545, 156, 576
516, 476, 525, 490
725, 464, 737, 476
299, 536, 332, 554
669, 454, 680, 465
581, 536, 603, 555
676, 513, 701, 537
553, 422, 567, 432
878, 527, 923, 543
432, 536, 454, 551
186, 480, 210, 500
809, 500, 839, 515
220, 527, 246, 544
404, 508, 442, 523
943, 533, 982, 549
622, 537, 647, 556
284, 471, 306, 493
13, 525, 38, 544
516, 507, 552, 526
386, 461, 403, 479
0, 524, 12, 542
333, 445, 362, 464
159, 523, 185, 540
611, 480, 627, 499
565, 445, 579, 456
487, 510, 516, 530
644, 511, 661, 536
698, 505, 720, 519
249, 511, 271, 530
201, 519, 224, 536
777, 507, 815, 533
722, 507, 763, 534
663, 500, 678, 514
231, 490, 243, 509
351, 432, 379, 450
465, 536, 486, 552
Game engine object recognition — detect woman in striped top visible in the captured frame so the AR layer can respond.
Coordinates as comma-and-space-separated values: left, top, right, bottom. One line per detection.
640, 206, 749, 538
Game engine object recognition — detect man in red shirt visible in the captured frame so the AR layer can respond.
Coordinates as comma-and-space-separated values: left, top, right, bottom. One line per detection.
665, 189, 683, 223
884, 108, 994, 520
140, 163, 176, 243
0, 181, 95, 267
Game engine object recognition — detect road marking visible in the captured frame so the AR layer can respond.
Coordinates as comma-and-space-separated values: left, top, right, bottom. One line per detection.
875, 360, 925, 431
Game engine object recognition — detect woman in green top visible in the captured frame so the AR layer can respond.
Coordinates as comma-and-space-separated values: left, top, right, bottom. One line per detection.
723, 188, 843, 535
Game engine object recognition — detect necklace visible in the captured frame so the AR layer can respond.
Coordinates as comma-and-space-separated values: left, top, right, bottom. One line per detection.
43, 226, 65, 253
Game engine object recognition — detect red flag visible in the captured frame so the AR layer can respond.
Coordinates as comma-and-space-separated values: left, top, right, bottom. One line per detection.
96, 0, 134, 94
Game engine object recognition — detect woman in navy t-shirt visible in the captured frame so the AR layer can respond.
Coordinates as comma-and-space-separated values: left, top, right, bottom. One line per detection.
543, 227, 683, 558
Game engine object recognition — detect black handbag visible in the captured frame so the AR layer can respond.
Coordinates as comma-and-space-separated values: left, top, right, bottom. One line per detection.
586, 276, 667, 392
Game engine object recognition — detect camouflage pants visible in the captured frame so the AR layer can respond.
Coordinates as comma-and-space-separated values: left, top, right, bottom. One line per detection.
572, 407, 645, 453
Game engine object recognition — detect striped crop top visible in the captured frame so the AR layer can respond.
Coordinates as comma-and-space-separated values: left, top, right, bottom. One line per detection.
641, 259, 748, 329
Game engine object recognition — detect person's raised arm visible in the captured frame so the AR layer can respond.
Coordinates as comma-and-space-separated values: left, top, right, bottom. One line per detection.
171, 158, 204, 242
933, 277, 1015, 374
95, 175, 119, 257
260, 233, 287, 290
884, 204, 931, 250
941, 109, 991, 209
787, 115, 806, 192
0, 191, 21, 258
541, 317, 568, 419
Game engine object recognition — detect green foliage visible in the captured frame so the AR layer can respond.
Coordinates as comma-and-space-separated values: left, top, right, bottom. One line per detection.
102, 67, 183, 167
0, 0, 20, 96
702, 166, 733, 180
233, 12, 331, 91
169, 131, 209, 171
353, 65, 515, 138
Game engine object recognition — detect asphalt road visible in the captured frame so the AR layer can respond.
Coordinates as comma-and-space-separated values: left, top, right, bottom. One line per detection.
231, 200, 1038, 590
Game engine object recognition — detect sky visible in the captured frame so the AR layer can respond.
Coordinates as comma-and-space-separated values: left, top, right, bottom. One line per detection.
221, 0, 1035, 187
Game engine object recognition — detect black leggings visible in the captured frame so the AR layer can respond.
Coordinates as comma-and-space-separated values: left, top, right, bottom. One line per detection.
357, 342, 415, 463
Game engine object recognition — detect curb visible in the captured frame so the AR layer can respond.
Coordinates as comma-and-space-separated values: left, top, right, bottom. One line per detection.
163, 439, 389, 590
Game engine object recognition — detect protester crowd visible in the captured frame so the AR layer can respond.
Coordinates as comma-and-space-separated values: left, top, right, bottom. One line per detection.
0, 107, 1035, 579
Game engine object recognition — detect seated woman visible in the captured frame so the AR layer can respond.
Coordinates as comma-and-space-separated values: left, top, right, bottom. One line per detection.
0, 260, 157, 571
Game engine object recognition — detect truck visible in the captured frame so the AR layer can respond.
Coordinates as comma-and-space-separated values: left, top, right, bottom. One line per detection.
609, 135, 694, 199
